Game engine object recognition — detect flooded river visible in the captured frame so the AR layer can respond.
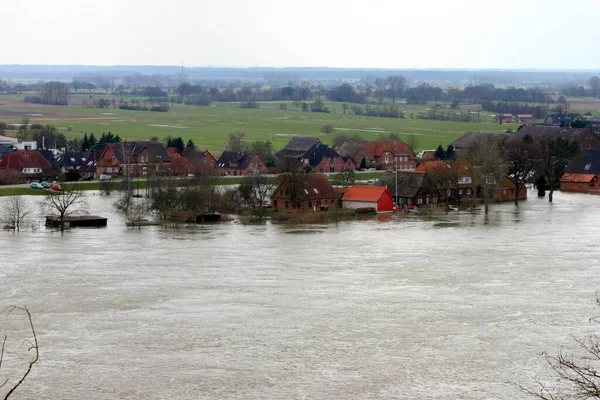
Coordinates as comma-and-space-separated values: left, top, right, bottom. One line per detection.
1, 191, 600, 399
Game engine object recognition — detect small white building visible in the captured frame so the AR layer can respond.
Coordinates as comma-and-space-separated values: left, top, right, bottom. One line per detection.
0, 135, 18, 145
14, 141, 37, 150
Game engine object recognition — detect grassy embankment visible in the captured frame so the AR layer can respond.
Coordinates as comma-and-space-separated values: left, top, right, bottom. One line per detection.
0, 95, 520, 156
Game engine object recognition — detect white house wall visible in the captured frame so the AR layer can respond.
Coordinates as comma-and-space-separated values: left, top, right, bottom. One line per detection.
342, 200, 378, 211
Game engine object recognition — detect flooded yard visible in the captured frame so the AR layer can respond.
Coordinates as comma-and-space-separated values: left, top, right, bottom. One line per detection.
1, 191, 599, 399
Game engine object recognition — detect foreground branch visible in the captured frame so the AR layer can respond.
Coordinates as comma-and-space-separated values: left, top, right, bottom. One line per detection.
0, 306, 39, 400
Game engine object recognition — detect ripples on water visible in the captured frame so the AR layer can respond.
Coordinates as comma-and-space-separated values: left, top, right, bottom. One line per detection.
1, 191, 600, 399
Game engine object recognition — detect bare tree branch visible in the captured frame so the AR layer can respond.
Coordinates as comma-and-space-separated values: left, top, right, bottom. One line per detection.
0, 305, 39, 400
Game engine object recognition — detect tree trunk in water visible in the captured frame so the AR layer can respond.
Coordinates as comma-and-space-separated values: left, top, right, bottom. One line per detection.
484, 188, 489, 215
514, 186, 520, 206
549, 188, 554, 203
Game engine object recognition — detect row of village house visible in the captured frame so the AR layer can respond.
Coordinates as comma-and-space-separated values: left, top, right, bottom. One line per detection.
0, 135, 418, 183
1, 124, 600, 200
270, 159, 528, 213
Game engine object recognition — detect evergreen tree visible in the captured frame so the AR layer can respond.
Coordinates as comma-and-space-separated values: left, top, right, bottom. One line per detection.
88, 133, 98, 150
185, 139, 196, 152
81, 133, 89, 152
171, 137, 185, 152
434, 144, 446, 160
445, 144, 455, 160
359, 157, 367, 170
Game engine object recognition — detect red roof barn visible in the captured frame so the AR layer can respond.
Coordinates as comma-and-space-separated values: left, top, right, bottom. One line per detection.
342, 185, 395, 213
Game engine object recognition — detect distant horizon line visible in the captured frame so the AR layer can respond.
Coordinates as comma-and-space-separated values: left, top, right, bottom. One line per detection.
1, 64, 600, 73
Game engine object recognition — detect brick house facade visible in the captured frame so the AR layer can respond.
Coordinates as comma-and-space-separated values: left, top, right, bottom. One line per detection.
272, 174, 336, 211
217, 151, 268, 176
355, 141, 416, 171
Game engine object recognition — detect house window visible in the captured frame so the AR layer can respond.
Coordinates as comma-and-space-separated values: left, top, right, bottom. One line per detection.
316, 200, 321, 207
458, 177, 472, 184
384, 155, 389, 163
320, 168, 324, 173
308, 201, 312, 208
107, 167, 113, 173
503, 189, 507, 194
329, 167, 334, 173
418, 197, 423, 205
458, 189, 463, 195
447, 190, 451, 196
140, 156, 149, 163
330, 156, 334, 162
467, 189, 471, 195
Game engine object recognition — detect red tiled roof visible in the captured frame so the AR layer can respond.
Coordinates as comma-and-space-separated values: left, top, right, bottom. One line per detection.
0, 150, 53, 173
360, 141, 415, 160
342, 185, 391, 202
560, 173, 596, 183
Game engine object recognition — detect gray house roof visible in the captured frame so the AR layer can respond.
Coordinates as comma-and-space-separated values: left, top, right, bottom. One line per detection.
333, 140, 364, 160
566, 149, 600, 175
54, 152, 88, 168
378, 171, 433, 198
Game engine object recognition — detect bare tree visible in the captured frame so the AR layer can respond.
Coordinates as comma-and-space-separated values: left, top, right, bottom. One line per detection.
386, 76, 407, 105
467, 137, 506, 214
374, 78, 387, 105
426, 163, 459, 205
320, 124, 334, 135
114, 190, 149, 228
536, 137, 579, 203
238, 174, 275, 220
504, 139, 537, 206
332, 168, 355, 188
1, 197, 31, 231
588, 76, 600, 98
406, 134, 419, 151
42, 185, 89, 231
0, 305, 39, 400
100, 177, 113, 195
520, 294, 600, 400
226, 132, 247, 152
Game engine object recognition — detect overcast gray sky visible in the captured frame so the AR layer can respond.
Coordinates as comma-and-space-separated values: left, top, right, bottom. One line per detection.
4, 0, 599, 69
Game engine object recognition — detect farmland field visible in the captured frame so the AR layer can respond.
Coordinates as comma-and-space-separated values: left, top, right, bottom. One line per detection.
0, 95, 520, 155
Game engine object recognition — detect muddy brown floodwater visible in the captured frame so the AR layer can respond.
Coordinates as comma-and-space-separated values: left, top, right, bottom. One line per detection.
1, 191, 599, 399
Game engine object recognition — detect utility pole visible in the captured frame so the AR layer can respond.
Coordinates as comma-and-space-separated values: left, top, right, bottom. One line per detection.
395, 157, 398, 207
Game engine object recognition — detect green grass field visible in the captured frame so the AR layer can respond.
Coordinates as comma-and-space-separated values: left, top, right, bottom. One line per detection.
0, 95, 520, 155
